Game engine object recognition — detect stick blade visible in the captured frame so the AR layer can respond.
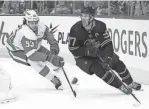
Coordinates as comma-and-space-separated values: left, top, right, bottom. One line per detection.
73, 91, 77, 97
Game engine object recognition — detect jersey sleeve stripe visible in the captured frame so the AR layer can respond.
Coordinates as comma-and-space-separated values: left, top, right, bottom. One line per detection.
104, 35, 110, 39
68, 46, 80, 50
5, 38, 17, 51
26, 49, 37, 57
9, 51, 27, 63
5, 42, 16, 51
100, 39, 111, 47
74, 56, 81, 59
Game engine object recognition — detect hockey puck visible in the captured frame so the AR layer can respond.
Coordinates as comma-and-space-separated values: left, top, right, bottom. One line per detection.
71, 77, 78, 84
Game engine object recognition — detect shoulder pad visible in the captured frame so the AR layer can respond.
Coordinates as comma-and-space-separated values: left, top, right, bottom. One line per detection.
19, 25, 37, 40
15, 29, 23, 38
71, 21, 82, 32
95, 20, 106, 27
71, 21, 81, 30
94, 20, 106, 32
38, 21, 46, 32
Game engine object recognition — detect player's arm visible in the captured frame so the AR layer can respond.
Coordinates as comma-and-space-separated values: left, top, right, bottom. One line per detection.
68, 28, 86, 58
21, 36, 48, 61
99, 23, 114, 59
43, 26, 59, 55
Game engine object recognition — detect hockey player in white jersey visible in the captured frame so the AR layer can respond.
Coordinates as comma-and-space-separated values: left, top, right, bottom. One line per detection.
4, 10, 77, 90
0, 66, 17, 103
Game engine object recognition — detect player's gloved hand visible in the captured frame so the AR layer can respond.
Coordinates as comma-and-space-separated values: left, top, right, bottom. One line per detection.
102, 56, 112, 69
50, 42, 60, 55
47, 54, 64, 67
85, 47, 99, 57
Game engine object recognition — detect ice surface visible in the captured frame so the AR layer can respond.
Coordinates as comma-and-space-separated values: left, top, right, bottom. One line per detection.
0, 58, 149, 109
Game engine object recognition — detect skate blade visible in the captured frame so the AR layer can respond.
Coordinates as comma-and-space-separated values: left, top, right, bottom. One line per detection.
133, 88, 144, 91
56, 86, 63, 90
72, 83, 80, 85
0, 96, 18, 104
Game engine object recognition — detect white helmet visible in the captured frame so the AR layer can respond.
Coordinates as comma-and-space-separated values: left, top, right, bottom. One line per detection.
24, 10, 39, 22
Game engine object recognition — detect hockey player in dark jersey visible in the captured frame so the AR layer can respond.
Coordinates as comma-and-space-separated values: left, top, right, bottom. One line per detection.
68, 6, 141, 94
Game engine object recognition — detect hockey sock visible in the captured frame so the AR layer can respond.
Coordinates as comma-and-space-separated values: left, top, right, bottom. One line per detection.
90, 61, 122, 88
39, 65, 54, 81
114, 61, 133, 85
94, 70, 122, 88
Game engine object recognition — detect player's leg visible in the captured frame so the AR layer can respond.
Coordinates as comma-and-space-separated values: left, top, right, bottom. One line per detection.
76, 57, 94, 75
111, 53, 141, 90
38, 46, 78, 84
90, 60, 121, 88
8, 48, 62, 90
76, 57, 132, 94
90, 60, 133, 94
27, 59, 62, 89
0, 66, 18, 103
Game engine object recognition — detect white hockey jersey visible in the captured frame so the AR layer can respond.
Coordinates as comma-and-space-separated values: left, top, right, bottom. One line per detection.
6, 22, 56, 58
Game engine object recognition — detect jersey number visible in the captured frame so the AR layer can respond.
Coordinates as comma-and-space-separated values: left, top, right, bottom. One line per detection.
69, 37, 76, 46
25, 41, 35, 48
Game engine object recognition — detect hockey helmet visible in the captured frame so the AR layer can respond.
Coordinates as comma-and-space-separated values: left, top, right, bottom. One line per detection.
81, 6, 96, 16
24, 10, 39, 22
81, 6, 96, 29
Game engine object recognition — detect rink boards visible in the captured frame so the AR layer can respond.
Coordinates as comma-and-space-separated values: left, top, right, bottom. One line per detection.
0, 16, 149, 85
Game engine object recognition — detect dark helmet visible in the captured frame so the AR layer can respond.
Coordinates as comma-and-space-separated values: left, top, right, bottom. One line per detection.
81, 6, 96, 16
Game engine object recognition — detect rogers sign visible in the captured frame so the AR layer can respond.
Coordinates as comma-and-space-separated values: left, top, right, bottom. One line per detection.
57, 28, 148, 58
108, 28, 148, 58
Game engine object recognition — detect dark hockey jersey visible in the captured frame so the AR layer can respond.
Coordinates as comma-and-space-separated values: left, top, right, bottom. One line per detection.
68, 19, 113, 59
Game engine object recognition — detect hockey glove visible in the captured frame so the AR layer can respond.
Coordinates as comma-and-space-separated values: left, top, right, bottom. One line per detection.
50, 42, 60, 55
85, 47, 99, 57
47, 54, 64, 67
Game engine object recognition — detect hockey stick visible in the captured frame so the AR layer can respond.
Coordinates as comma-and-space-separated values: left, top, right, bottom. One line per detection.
61, 66, 77, 97
96, 54, 141, 104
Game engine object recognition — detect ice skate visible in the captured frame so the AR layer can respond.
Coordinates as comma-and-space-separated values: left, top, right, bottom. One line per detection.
51, 76, 62, 90
128, 82, 141, 90
0, 91, 18, 104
